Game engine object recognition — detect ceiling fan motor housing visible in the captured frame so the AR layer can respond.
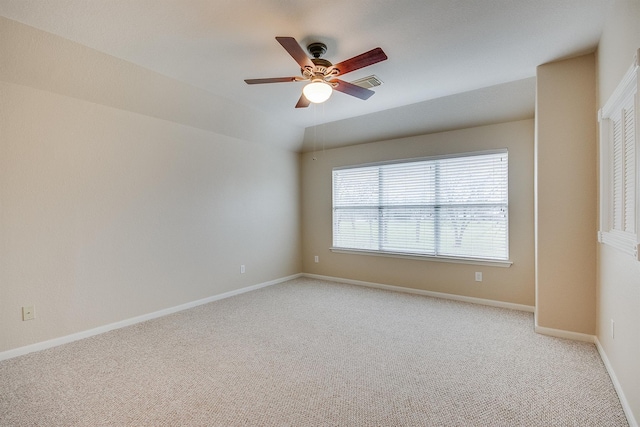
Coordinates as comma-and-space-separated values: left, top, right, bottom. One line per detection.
302, 58, 334, 80
301, 42, 335, 81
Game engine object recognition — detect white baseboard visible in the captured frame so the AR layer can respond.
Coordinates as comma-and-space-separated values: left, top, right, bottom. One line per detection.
533, 322, 596, 343
302, 273, 535, 313
595, 337, 638, 427
0, 273, 302, 362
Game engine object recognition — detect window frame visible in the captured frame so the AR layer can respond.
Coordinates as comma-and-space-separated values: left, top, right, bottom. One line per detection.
331, 149, 512, 267
598, 50, 640, 260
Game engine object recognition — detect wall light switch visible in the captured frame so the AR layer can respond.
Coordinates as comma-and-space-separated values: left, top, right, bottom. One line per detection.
240, 265, 245, 274
314, 256, 319, 263
611, 319, 615, 339
475, 272, 482, 282
22, 306, 35, 321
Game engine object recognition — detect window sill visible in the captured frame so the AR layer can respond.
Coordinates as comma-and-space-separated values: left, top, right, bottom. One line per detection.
598, 230, 640, 260
329, 247, 513, 267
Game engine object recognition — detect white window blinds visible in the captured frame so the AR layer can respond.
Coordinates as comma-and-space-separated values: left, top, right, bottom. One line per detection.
333, 150, 509, 261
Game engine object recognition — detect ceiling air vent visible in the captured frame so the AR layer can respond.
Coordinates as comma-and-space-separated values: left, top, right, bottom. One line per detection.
351, 75, 383, 89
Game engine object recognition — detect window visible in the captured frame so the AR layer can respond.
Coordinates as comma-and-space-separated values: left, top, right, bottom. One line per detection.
332, 150, 509, 263
599, 51, 640, 259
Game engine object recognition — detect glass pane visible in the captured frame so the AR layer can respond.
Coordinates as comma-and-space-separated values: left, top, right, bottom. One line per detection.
381, 162, 436, 206
333, 167, 379, 207
437, 205, 508, 260
438, 154, 508, 205
333, 208, 380, 250
380, 207, 436, 254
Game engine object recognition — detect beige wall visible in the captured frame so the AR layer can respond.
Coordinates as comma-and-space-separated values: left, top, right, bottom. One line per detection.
596, 0, 640, 422
301, 120, 535, 306
534, 54, 597, 335
0, 20, 301, 352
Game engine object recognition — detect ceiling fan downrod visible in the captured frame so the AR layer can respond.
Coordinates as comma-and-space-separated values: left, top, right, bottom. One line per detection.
307, 42, 327, 59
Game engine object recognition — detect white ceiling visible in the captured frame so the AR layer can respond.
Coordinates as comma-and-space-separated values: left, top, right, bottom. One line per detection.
0, 0, 613, 147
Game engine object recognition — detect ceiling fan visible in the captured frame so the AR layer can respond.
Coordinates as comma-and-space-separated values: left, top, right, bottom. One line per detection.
244, 37, 388, 108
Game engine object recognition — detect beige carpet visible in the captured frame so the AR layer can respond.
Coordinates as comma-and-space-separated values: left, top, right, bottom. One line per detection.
0, 277, 628, 426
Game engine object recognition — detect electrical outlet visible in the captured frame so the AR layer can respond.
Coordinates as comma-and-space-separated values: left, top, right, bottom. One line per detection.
475, 272, 482, 282
22, 306, 35, 321
240, 265, 245, 274
314, 255, 319, 263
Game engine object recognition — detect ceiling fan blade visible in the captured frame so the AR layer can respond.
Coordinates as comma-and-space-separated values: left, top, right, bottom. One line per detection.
244, 77, 298, 84
295, 93, 311, 108
276, 36, 314, 69
330, 47, 388, 76
332, 79, 375, 100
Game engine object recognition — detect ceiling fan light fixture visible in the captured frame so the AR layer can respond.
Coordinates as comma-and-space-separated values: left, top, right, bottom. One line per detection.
303, 81, 332, 104
245, 37, 387, 108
